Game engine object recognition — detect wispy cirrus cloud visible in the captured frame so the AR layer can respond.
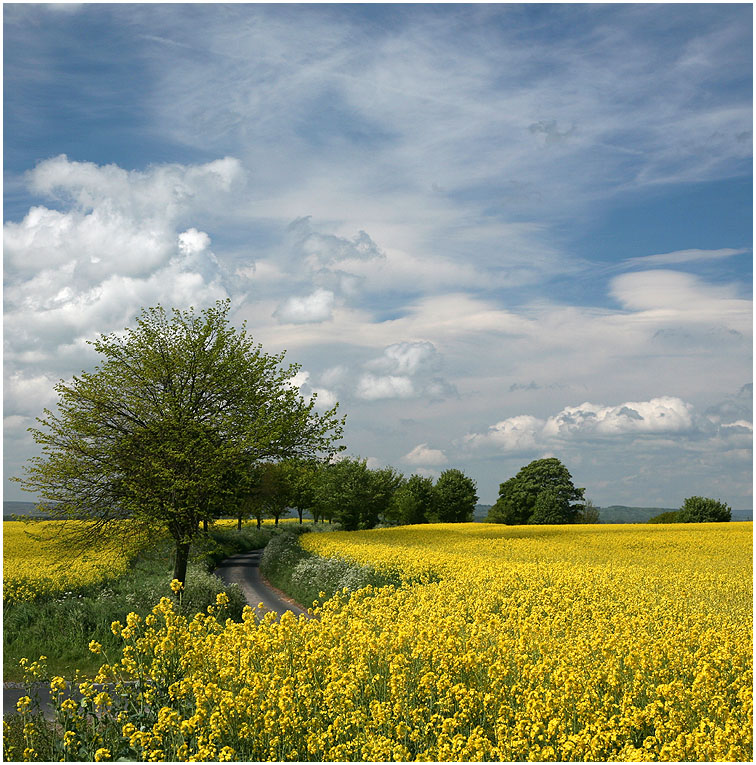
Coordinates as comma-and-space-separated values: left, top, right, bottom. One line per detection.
624, 248, 750, 268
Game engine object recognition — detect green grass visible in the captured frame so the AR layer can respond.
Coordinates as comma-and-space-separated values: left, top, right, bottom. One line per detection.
3, 524, 273, 681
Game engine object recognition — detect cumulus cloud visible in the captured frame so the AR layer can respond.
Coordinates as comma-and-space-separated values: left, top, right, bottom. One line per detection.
365, 341, 439, 376
3, 155, 243, 426
356, 341, 456, 401
465, 396, 702, 453
542, 397, 694, 438
356, 374, 415, 401
402, 443, 448, 466
178, 228, 211, 255
273, 288, 335, 324
463, 414, 544, 452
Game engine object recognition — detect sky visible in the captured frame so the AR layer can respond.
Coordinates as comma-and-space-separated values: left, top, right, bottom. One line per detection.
3, 2, 753, 509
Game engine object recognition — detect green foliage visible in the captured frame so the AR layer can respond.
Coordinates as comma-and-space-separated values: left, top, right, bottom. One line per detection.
529, 488, 570, 525
487, 458, 584, 525
434, 469, 478, 523
677, 496, 731, 523
576, 499, 601, 524
313, 459, 403, 531
388, 474, 436, 525
14, 300, 344, 584
647, 510, 681, 524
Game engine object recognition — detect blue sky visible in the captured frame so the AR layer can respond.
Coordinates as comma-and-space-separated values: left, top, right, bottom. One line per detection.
4, 2, 752, 508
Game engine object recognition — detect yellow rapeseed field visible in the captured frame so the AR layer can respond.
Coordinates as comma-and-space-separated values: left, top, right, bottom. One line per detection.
15, 521, 751, 762
3, 521, 135, 603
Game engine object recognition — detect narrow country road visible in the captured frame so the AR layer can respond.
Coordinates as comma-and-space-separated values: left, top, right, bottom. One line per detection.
3, 547, 309, 719
213, 548, 310, 619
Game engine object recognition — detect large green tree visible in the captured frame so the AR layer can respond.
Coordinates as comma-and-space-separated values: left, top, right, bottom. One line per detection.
434, 468, 478, 523
313, 459, 402, 531
388, 474, 436, 526
487, 458, 584, 525
677, 496, 731, 523
15, 301, 344, 583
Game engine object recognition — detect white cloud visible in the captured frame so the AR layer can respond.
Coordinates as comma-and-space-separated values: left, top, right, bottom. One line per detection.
542, 397, 694, 438
464, 414, 544, 452
311, 387, 339, 410
356, 374, 415, 401
610, 270, 750, 322
466, 396, 697, 454
402, 443, 448, 466
274, 289, 335, 324
178, 228, 211, 255
625, 247, 749, 267
3, 155, 242, 428
366, 341, 439, 376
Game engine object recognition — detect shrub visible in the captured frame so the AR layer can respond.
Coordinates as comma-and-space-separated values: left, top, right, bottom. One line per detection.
648, 510, 680, 524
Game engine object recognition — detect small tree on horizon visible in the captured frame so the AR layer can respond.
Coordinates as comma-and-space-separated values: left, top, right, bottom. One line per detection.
14, 301, 344, 585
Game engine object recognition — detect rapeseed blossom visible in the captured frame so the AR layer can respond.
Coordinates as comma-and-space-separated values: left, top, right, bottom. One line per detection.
11, 522, 753, 762
3, 521, 135, 603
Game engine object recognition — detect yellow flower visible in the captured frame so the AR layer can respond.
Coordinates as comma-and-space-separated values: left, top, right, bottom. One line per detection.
16, 695, 31, 714
94, 747, 111, 761
88, 640, 102, 654
170, 578, 184, 593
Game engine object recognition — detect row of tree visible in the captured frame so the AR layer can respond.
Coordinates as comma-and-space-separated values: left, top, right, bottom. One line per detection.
231, 458, 479, 531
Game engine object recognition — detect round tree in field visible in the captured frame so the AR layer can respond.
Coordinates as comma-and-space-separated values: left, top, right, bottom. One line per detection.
487, 457, 584, 525
434, 468, 478, 523
677, 496, 731, 523
15, 300, 345, 584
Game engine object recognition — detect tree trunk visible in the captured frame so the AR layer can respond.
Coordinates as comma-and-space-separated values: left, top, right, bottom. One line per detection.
237, 515, 242, 531
298, 508, 303, 524
203, 519, 208, 532
257, 517, 261, 529
275, 516, 279, 526
173, 541, 191, 585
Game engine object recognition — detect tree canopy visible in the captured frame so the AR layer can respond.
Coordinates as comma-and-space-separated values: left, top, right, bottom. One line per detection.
434, 469, 478, 523
486, 458, 584, 525
313, 458, 402, 531
15, 301, 344, 582
388, 474, 436, 526
677, 496, 731, 523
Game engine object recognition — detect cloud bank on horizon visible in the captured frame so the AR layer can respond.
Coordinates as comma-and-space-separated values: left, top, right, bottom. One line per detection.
3, 3, 752, 508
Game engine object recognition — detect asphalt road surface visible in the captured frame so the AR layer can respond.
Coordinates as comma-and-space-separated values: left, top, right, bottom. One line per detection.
213, 548, 310, 619
3, 548, 309, 719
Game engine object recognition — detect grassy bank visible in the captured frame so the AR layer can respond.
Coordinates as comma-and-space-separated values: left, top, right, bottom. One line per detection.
259, 527, 403, 609
3, 525, 272, 681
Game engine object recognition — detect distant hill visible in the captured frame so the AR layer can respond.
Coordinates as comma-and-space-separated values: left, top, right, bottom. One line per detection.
474, 504, 492, 521
598, 505, 675, 523
3, 500, 53, 520
599, 505, 752, 523
5, 500, 751, 524
473, 502, 751, 524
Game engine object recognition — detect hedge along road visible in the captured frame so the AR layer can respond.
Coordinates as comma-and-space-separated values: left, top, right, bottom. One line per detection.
3, 549, 310, 719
